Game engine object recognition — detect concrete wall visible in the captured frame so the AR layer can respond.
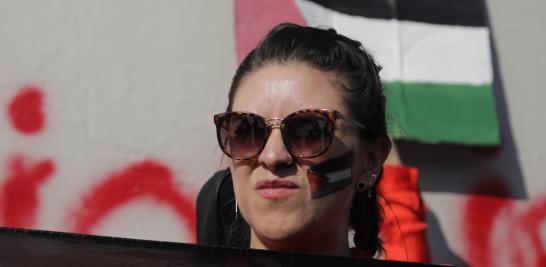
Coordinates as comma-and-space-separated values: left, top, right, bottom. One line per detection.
408, 0, 546, 266
0, 0, 235, 242
0, 1, 544, 266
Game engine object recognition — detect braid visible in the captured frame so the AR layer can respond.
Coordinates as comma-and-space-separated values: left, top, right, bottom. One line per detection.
351, 168, 384, 256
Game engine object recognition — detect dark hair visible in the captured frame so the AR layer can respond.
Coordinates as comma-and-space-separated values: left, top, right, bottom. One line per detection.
227, 23, 390, 256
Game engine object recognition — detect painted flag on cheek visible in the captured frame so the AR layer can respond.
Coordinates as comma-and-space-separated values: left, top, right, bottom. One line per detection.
235, 0, 500, 145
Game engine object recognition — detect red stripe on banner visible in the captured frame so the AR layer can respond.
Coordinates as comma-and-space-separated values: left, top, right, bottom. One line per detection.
235, 0, 306, 63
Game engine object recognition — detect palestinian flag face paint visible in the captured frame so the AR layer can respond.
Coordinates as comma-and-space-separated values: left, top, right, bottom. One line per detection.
235, 0, 500, 145
307, 150, 354, 199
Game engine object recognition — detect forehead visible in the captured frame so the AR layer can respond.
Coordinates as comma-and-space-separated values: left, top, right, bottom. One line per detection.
231, 62, 346, 117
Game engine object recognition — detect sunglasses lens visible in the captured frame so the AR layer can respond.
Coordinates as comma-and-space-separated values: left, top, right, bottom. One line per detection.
217, 113, 266, 159
284, 112, 334, 158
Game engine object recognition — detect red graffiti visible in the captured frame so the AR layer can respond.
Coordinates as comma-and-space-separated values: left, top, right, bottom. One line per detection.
463, 179, 512, 266
0, 156, 54, 228
517, 197, 546, 266
464, 178, 546, 267
70, 160, 196, 242
7, 86, 46, 134
1, 87, 197, 244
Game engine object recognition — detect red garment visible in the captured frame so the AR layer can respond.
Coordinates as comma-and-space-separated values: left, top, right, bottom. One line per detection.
379, 165, 431, 263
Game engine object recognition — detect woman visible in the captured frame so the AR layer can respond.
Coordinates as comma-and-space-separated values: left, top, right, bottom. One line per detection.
204, 23, 391, 258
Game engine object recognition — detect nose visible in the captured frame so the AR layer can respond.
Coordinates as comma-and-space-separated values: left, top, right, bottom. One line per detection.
258, 128, 293, 171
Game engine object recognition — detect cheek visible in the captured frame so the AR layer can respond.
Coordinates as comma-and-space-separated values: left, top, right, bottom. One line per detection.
313, 186, 355, 218
230, 163, 259, 223
230, 164, 253, 201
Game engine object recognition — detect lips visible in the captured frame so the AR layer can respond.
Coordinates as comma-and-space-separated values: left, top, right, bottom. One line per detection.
255, 180, 299, 200
256, 180, 298, 189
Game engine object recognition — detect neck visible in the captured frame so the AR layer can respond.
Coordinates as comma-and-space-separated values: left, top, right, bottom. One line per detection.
249, 228, 351, 257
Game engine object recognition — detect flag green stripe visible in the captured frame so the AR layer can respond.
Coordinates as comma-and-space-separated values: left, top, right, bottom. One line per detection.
385, 82, 500, 145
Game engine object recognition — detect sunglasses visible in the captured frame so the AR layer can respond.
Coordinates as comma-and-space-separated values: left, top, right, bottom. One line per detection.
214, 109, 366, 160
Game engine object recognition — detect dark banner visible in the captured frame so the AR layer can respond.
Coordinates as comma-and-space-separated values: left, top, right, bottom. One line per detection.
0, 227, 445, 267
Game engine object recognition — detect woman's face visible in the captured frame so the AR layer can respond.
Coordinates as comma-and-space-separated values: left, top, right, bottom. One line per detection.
230, 62, 371, 251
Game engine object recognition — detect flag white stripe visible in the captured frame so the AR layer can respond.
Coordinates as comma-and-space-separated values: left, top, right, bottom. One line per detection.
295, 0, 493, 85
321, 168, 352, 183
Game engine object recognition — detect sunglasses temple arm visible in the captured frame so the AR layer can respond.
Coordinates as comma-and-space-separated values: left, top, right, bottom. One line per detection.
338, 114, 367, 131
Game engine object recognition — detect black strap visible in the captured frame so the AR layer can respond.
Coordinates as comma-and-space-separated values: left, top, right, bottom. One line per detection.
196, 169, 234, 246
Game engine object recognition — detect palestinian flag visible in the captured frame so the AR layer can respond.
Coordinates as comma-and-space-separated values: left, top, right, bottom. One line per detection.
236, 0, 500, 146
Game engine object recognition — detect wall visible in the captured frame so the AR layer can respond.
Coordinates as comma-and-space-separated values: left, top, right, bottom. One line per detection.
409, 0, 546, 266
0, 1, 545, 266
0, 0, 235, 242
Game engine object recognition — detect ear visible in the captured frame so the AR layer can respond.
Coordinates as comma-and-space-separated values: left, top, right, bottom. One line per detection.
361, 135, 392, 176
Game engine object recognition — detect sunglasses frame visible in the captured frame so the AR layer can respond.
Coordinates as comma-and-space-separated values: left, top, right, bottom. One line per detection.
214, 108, 366, 160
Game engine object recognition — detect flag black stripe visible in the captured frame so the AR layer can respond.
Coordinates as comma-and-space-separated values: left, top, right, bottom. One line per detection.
305, 0, 487, 27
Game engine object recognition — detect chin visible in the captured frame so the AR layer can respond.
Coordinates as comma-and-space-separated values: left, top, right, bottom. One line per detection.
251, 211, 309, 244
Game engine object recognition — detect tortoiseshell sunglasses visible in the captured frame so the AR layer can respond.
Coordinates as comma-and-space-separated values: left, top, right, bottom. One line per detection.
213, 109, 366, 160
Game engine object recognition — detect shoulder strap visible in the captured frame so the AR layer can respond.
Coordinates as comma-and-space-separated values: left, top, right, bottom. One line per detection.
196, 169, 233, 245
